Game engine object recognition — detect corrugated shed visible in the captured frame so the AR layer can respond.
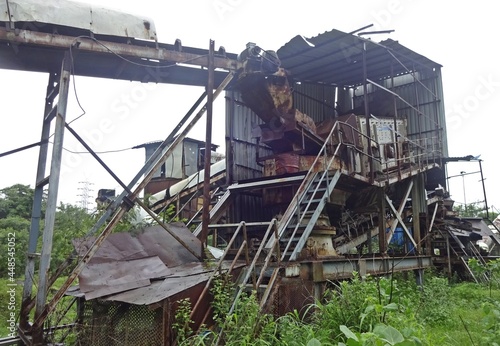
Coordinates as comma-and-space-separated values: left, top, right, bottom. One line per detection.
273, 28, 447, 159
277, 29, 441, 87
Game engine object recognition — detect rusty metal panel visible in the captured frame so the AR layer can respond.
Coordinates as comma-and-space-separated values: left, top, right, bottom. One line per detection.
73, 223, 202, 267
293, 82, 336, 123
79, 256, 170, 300
103, 272, 211, 306
272, 277, 314, 317
226, 91, 272, 182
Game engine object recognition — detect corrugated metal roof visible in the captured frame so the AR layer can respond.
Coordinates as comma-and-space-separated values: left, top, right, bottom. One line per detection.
277, 29, 442, 87
67, 261, 245, 305
102, 264, 212, 305
79, 256, 170, 300
69, 223, 245, 304
72, 223, 202, 267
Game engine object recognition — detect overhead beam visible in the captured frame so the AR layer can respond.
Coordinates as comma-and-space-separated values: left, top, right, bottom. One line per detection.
0, 28, 238, 73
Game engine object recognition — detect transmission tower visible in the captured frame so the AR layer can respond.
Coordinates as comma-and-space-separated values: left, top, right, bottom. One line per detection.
77, 181, 94, 212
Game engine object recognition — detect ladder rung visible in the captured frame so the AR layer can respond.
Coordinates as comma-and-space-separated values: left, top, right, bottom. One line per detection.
280, 237, 302, 243
36, 176, 50, 188
301, 198, 322, 204
285, 223, 306, 230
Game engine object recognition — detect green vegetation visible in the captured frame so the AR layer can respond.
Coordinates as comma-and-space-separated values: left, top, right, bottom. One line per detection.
0, 183, 166, 340
174, 272, 500, 346
453, 201, 498, 221
2, 183, 500, 345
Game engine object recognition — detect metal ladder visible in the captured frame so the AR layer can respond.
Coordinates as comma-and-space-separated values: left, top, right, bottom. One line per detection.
266, 122, 344, 261
268, 170, 341, 261
446, 230, 489, 283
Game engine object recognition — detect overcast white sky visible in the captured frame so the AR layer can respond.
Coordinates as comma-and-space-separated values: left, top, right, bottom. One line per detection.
0, 0, 498, 213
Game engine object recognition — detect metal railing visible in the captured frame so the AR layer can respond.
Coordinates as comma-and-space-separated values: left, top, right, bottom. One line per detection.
214, 219, 281, 345
189, 219, 281, 337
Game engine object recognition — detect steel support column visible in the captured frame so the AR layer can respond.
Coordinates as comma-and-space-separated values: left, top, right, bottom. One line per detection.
33, 53, 71, 345
362, 41, 373, 182
411, 175, 425, 253
30, 71, 235, 335
20, 72, 58, 330
378, 187, 387, 254
201, 39, 215, 251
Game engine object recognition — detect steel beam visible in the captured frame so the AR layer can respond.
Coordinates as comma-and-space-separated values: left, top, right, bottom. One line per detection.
386, 180, 413, 243
20, 72, 58, 330
305, 256, 432, 282
0, 28, 237, 71
30, 71, 235, 333
201, 40, 215, 250
385, 194, 417, 249
378, 187, 387, 254
33, 53, 71, 345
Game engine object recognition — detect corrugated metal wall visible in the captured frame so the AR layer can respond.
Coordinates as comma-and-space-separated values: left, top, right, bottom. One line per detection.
225, 90, 273, 182
225, 90, 274, 222
292, 82, 337, 122
353, 66, 448, 158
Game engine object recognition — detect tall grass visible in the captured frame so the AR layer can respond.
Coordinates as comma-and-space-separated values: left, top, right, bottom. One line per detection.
176, 273, 500, 346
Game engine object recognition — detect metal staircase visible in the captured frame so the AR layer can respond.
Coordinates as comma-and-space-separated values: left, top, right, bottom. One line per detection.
267, 169, 341, 261
265, 122, 344, 261
445, 229, 490, 283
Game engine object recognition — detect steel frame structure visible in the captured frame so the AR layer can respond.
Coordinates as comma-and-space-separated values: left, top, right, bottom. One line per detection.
1, 15, 491, 346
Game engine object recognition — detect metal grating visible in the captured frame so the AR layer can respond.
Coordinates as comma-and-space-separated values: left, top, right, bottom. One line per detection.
79, 300, 163, 346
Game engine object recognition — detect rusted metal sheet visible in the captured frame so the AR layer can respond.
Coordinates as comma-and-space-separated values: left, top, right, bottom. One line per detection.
102, 261, 244, 306
103, 272, 211, 306
274, 153, 300, 175
79, 256, 171, 300
73, 223, 202, 267
264, 155, 342, 178
68, 261, 245, 306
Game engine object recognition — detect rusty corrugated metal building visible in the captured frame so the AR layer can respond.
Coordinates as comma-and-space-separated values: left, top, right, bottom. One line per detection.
2, 1, 500, 345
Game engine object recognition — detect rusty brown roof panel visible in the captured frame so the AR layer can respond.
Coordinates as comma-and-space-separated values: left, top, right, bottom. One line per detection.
135, 223, 202, 267
103, 273, 210, 305
67, 261, 246, 304
103, 261, 246, 305
73, 222, 202, 267
79, 256, 171, 300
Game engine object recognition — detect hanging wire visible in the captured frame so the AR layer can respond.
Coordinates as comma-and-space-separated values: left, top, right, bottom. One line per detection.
2, 35, 214, 159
